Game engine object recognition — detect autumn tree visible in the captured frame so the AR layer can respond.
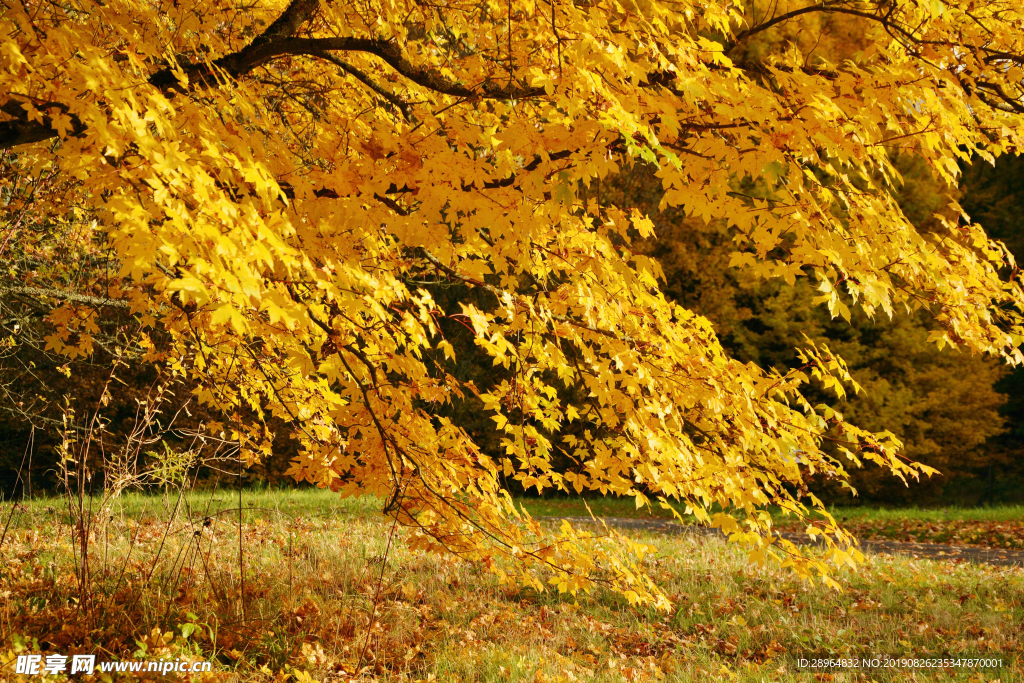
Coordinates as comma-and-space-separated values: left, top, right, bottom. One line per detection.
620, 10, 1017, 504
3, 0, 1024, 605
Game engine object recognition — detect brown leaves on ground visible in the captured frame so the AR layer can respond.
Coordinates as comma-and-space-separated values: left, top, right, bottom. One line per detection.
2, 499, 1022, 682
778, 519, 1024, 550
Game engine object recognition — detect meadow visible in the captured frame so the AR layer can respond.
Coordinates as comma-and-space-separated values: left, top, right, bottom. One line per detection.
521, 494, 1024, 523
525, 497, 1024, 551
0, 488, 1021, 682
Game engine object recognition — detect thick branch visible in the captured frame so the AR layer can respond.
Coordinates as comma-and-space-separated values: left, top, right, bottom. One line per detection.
148, 0, 322, 88
150, 36, 543, 100
0, 285, 131, 309
0, 100, 86, 149
0, 1, 320, 148
249, 0, 321, 49
3, 32, 541, 149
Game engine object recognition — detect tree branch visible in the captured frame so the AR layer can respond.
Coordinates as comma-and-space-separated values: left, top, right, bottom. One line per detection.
3, 26, 541, 149
733, 1, 842, 44
0, 100, 86, 149
160, 36, 544, 100
0, 285, 131, 309
311, 51, 415, 121
148, 0, 322, 88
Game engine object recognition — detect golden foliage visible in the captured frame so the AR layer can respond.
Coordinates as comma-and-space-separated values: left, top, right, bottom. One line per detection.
3, 0, 1024, 605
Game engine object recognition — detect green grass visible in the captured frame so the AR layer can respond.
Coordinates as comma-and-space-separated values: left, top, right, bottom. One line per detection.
1, 489, 1022, 681
811, 505, 1024, 523
1, 486, 383, 530
7, 488, 1024, 527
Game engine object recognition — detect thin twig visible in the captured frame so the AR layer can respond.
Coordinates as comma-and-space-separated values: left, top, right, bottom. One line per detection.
0, 427, 33, 552
357, 485, 404, 673
238, 450, 245, 620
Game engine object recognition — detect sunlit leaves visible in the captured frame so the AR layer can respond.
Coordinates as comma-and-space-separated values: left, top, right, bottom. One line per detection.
3, 0, 1024, 607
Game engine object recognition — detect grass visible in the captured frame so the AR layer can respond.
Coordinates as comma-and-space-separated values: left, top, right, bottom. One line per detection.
1, 489, 1022, 682
517, 494, 1024, 524
11, 487, 1022, 526
1, 486, 383, 528
521, 495, 1024, 550
806, 506, 1024, 523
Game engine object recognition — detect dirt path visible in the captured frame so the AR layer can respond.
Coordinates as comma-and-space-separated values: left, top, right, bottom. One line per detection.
544, 517, 1024, 568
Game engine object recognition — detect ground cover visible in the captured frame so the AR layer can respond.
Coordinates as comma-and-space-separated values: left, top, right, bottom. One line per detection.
1, 490, 1021, 682
520, 497, 1024, 551
775, 520, 1024, 552
518, 496, 1024, 524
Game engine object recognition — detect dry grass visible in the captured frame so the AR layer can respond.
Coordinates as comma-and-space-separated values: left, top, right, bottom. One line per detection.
0, 489, 1021, 682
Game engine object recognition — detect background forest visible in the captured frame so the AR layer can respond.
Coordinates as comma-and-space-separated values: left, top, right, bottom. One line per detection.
3, 150, 1022, 507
